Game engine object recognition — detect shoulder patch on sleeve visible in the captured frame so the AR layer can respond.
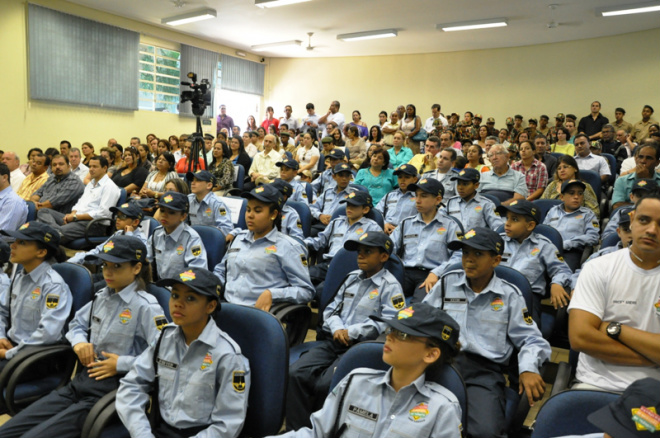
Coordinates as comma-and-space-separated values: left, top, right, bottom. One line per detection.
522, 308, 533, 325
191, 245, 202, 256
219, 207, 227, 216
556, 251, 564, 262
592, 220, 600, 229
300, 254, 308, 267
232, 370, 246, 393
45, 294, 60, 309
154, 315, 168, 331
391, 294, 405, 310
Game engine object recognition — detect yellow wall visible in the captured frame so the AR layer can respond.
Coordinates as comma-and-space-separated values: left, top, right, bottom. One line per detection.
266, 28, 660, 128
1, 0, 265, 158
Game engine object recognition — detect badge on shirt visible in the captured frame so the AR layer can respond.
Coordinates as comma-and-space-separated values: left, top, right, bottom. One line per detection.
355, 228, 364, 235
522, 308, 533, 325
592, 220, 600, 229
575, 215, 583, 219
265, 245, 277, 254
409, 402, 429, 422
631, 406, 660, 432
232, 370, 246, 392
219, 207, 227, 216
348, 405, 378, 421
531, 248, 540, 256
391, 294, 405, 310
192, 245, 202, 257
176, 245, 184, 255
156, 357, 178, 370
204, 207, 212, 217
296, 220, 302, 229
31, 287, 41, 300
154, 315, 168, 331
436, 227, 447, 235
300, 254, 308, 267
44, 293, 59, 309
201, 352, 213, 370
368, 289, 378, 300
119, 308, 132, 324
475, 206, 482, 212
654, 298, 660, 316
491, 298, 504, 311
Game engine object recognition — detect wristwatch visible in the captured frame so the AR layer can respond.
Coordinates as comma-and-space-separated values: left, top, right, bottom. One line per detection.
606, 322, 622, 340
73, 213, 78, 222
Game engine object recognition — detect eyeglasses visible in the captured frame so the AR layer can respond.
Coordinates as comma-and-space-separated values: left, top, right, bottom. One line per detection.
116, 213, 130, 220
385, 327, 438, 348
487, 152, 506, 158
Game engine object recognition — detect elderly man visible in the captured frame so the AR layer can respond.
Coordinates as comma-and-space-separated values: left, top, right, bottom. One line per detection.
31, 154, 85, 214
246, 134, 280, 190
69, 147, 88, 181
16, 153, 50, 200
318, 100, 345, 138
408, 135, 440, 174
612, 141, 660, 209
1, 152, 25, 193
0, 164, 28, 233
573, 134, 611, 183
478, 144, 528, 205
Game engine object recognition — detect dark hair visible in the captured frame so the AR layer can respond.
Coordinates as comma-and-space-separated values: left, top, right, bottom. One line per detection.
257, 127, 266, 136
555, 155, 580, 181
0, 163, 10, 184
158, 139, 171, 151
306, 103, 314, 110
231, 136, 245, 153
368, 125, 383, 142
211, 140, 231, 168
347, 125, 359, 138
132, 260, 152, 291
427, 135, 441, 145
635, 192, 660, 210
164, 178, 190, 195
51, 153, 70, 165
59, 140, 71, 149
441, 147, 457, 161
352, 110, 361, 118
44, 148, 59, 158
454, 156, 467, 170
555, 126, 571, 138
370, 147, 390, 168
90, 155, 109, 169
32, 153, 50, 168
431, 103, 441, 111
520, 140, 535, 152
379, 110, 388, 119
615, 107, 626, 114
574, 133, 590, 144
406, 104, 417, 119
27, 148, 43, 159
468, 144, 485, 165
534, 134, 548, 143
465, 111, 474, 118
82, 142, 94, 151
157, 152, 175, 171
35, 240, 67, 263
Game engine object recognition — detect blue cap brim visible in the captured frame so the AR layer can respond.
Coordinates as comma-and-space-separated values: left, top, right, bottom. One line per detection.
84, 253, 137, 264
155, 278, 220, 301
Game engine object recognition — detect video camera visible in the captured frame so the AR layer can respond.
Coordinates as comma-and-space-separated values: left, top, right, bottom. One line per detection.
180, 72, 211, 117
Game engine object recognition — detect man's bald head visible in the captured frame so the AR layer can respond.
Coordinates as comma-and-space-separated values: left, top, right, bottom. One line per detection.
1, 152, 19, 171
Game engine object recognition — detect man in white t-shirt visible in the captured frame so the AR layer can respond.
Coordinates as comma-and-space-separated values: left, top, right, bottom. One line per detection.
318, 100, 345, 138
568, 194, 660, 393
424, 103, 448, 133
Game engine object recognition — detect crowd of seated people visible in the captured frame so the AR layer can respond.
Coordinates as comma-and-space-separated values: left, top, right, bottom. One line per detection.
0, 99, 658, 438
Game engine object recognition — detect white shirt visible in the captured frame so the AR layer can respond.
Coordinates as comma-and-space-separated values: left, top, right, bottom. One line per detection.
424, 115, 449, 132
621, 157, 636, 174
71, 163, 89, 182
72, 174, 121, 220
321, 111, 345, 137
10, 168, 25, 193
279, 116, 299, 132
297, 146, 320, 167
568, 248, 660, 392
248, 149, 281, 180
574, 153, 611, 177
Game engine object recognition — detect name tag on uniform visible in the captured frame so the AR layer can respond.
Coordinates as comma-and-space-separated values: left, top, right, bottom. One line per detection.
548, 217, 559, 222
343, 292, 355, 299
92, 316, 102, 324
387, 199, 397, 204
228, 248, 240, 253
348, 405, 378, 421
332, 233, 345, 238
156, 358, 178, 370
443, 297, 467, 303
448, 210, 460, 214
404, 234, 419, 239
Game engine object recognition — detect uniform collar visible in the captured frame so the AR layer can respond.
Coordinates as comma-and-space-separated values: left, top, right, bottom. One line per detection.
111, 280, 139, 303
180, 317, 219, 348
246, 227, 279, 243
23, 261, 51, 283
456, 271, 505, 296
356, 266, 388, 286
166, 221, 187, 241
501, 231, 539, 245
377, 367, 429, 395
196, 192, 215, 205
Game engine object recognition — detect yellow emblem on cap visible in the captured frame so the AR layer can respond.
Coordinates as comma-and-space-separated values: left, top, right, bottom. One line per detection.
20, 223, 29, 230
341, 164, 349, 169
459, 170, 466, 175
419, 178, 428, 184
442, 325, 453, 341
632, 406, 660, 432
163, 195, 173, 203
397, 306, 414, 320
348, 192, 356, 198
180, 270, 196, 282
359, 232, 369, 241
464, 229, 476, 239
510, 200, 518, 206
121, 203, 129, 208
255, 187, 264, 193
103, 241, 115, 253
638, 180, 648, 187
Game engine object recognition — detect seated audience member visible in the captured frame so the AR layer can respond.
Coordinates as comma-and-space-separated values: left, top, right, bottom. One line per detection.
497, 200, 572, 322
136, 144, 153, 171
381, 111, 401, 148
147, 191, 207, 281
543, 179, 600, 271
388, 131, 413, 169
81, 142, 95, 166
541, 155, 601, 218
615, 129, 637, 173
465, 144, 490, 173
310, 163, 357, 235
175, 139, 206, 174
569, 194, 660, 392
0, 235, 163, 438
376, 164, 418, 235
344, 125, 367, 168
37, 156, 121, 245
269, 179, 304, 240
599, 124, 619, 155
423, 227, 551, 438
602, 179, 657, 241
16, 153, 50, 200
208, 139, 234, 196
117, 267, 250, 438
422, 148, 459, 198
550, 126, 575, 156
111, 146, 149, 196
306, 190, 381, 288
137, 152, 178, 200
573, 134, 611, 183
534, 134, 557, 180
612, 141, 660, 209
68, 148, 88, 182
186, 170, 233, 236
2, 152, 26, 193
246, 134, 280, 190
31, 154, 84, 214
408, 135, 440, 175
311, 148, 346, 195
478, 144, 529, 205
276, 158, 310, 205
390, 178, 462, 300
285, 232, 404, 431
511, 140, 548, 201
632, 104, 658, 142
213, 185, 314, 311
446, 168, 503, 231
354, 147, 397, 205
0, 223, 71, 367
228, 136, 252, 173
570, 207, 634, 293
0, 164, 28, 233
296, 132, 321, 173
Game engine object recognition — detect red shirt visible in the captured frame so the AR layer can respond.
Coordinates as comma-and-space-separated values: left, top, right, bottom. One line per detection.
261, 117, 279, 134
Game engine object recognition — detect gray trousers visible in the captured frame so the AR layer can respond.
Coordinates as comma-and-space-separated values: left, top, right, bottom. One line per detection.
37, 209, 106, 245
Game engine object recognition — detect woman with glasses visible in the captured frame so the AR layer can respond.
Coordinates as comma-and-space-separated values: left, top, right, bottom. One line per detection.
111, 147, 149, 196
541, 154, 600, 218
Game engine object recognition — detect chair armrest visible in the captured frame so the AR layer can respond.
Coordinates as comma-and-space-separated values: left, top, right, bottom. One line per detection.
81, 390, 118, 438
84, 218, 112, 246
271, 304, 312, 347
580, 246, 594, 266
0, 345, 58, 408
550, 361, 573, 397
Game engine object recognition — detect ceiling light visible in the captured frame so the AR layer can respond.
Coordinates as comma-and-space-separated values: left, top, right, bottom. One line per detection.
598, 1, 660, 16
251, 40, 303, 51
162, 8, 216, 26
437, 18, 508, 32
255, 0, 311, 8
337, 29, 398, 42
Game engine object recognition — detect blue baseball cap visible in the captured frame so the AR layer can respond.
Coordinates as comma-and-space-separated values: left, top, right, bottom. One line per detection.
448, 226, 504, 255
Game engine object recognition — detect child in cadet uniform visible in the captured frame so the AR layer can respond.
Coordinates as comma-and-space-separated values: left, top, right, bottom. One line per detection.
311, 147, 345, 196
497, 200, 573, 323
148, 191, 208, 281
286, 232, 405, 431
0, 235, 164, 438
186, 170, 233, 236
376, 163, 419, 235
276, 158, 312, 205
309, 163, 357, 236
213, 185, 314, 312
543, 179, 600, 271
423, 227, 551, 438
117, 267, 250, 438
602, 179, 658, 241
0, 240, 9, 300
390, 178, 462, 301
276, 302, 463, 438
571, 207, 634, 294
305, 191, 382, 289
0, 223, 72, 370
446, 167, 503, 231
271, 179, 305, 240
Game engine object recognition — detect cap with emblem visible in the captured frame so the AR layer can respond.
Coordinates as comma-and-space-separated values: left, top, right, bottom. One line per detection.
448, 226, 504, 255
409, 178, 445, 197
84, 234, 147, 264
339, 190, 373, 208
0, 239, 9, 264
487, 117, 495, 124
270, 178, 293, 198
393, 163, 419, 177
560, 179, 587, 194
242, 184, 283, 207
632, 179, 659, 194
528, 118, 538, 125
158, 191, 189, 212
540, 115, 549, 121
555, 113, 565, 120
1, 221, 60, 251
327, 149, 346, 160
506, 117, 514, 125
344, 230, 394, 256
110, 201, 144, 220
450, 168, 480, 182
474, 114, 482, 120
156, 266, 223, 303
497, 200, 541, 224
185, 170, 215, 184
321, 136, 334, 144
371, 302, 461, 351
514, 114, 523, 120
332, 162, 353, 174
618, 207, 634, 225
587, 377, 660, 438
276, 158, 300, 170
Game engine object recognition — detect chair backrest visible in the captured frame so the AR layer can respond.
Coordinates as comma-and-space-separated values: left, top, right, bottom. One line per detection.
329, 205, 385, 229
329, 342, 468, 433
214, 303, 288, 438
600, 153, 617, 185
52, 263, 94, 317
481, 193, 501, 207
534, 224, 565, 256
117, 188, 127, 206
146, 283, 172, 322
191, 225, 226, 268
233, 164, 245, 190
480, 190, 514, 202
25, 201, 37, 222
580, 170, 602, 199
317, 153, 325, 173
216, 196, 247, 229
139, 217, 160, 239
532, 199, 563, 222
601, 232, 621, 249
286, 200, 312, 238
550, 152, 565, 160
531, 390, 619, 438
344, 148, 351, 160
445, 213, 465, 235
302, 181, 314, 202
